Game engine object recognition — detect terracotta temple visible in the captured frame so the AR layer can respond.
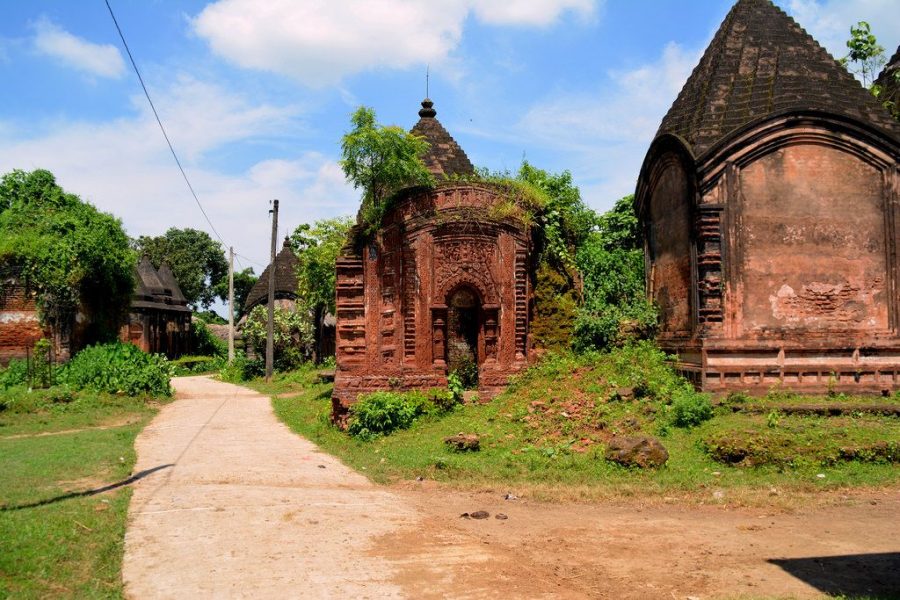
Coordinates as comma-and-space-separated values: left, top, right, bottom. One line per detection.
119, 256, 191, 359
636, 0, 900, 394
332, 99, 534, 419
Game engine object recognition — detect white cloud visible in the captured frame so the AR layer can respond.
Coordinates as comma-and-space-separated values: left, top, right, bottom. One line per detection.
192, 0, 598, 87
32, 18, 125, 79
470, 0, 594, 26
515, 42, 699, 211
0, 77, 357, 267
783, 0, 900, 65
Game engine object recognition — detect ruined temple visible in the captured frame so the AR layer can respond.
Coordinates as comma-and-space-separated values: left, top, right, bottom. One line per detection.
636, 0, 900, 394
332, 99, 534, 419
120, 256, 191, 359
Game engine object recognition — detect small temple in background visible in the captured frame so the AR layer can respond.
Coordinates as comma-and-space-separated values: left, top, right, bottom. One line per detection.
120, 256, 191, 359
332, 99, 536, 421
242, 238, 335, 361
635, 0, 900, 394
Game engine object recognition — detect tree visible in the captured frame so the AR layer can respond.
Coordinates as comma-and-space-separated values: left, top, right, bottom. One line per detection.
842, 21, 886, 88
134, 228, 228, 309
340, 106, 433, 231
517, 161, 596, 275
212, 266, 258, 319
290, 217, 353, 317
573, 195, 656, 352
0, 169, 134, 344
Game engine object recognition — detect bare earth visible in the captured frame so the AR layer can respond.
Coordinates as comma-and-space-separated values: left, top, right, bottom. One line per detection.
122, 376, 900, 599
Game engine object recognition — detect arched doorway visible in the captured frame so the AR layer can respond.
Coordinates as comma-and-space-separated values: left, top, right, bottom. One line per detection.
447, 286, 480, 388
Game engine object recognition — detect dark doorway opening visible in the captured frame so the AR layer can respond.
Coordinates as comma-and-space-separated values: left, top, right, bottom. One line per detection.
447, 287, 480, 388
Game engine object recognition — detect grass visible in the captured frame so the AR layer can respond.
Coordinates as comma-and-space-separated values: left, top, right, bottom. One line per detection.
251, 344, 900, 504
0, 386, 162, 598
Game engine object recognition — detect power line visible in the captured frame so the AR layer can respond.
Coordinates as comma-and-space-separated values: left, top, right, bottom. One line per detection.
104, 0, 226, 247
234, 253, 267, 270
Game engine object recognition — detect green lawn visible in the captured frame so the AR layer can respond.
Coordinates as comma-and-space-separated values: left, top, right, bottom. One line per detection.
251, 348, 900, 503
0, 388, 161, 598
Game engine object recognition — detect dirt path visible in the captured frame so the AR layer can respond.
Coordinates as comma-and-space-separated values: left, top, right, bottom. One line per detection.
123, 376, 899, 599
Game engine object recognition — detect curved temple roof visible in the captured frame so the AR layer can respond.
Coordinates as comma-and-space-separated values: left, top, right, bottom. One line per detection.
657, 0, 900, 157
244, 238, 300, 312
410, 98, 475, 178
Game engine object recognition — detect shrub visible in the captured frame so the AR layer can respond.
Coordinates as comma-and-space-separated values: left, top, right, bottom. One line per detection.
218, 352, 263, 383
171, 355, 225, 376
426, 386, 460, 413
58, 342, 172, 397
191, 318, 227, 357
241, 305, 310, 371
0, 359, 28, 390
347, 391, 425, 439
668, 388, 713, 428
449, 355, 478, 389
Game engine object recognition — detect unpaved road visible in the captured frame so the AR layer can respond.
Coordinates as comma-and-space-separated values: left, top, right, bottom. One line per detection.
123, 376, 900, 599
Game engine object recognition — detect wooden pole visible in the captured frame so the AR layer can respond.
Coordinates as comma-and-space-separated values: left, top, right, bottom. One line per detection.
265, 199, 279, 382
227, 246, 235, 363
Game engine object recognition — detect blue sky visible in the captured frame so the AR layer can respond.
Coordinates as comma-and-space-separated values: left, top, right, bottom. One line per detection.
1, 0, 898, 270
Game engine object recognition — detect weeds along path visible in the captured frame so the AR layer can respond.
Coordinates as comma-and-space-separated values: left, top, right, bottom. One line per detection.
122, 376, 570, 599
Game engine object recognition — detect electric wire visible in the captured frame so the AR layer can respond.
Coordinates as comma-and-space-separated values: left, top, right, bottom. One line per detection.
104, 0, 227, 247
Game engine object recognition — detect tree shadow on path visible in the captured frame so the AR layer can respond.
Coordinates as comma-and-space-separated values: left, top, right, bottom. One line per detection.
0, 464, 174, 511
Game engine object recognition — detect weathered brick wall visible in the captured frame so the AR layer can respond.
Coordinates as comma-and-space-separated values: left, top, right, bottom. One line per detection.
333, 183, 533, 419
736, 144, 887, 334
0, 284, 45, 365
646, 156, 693, 337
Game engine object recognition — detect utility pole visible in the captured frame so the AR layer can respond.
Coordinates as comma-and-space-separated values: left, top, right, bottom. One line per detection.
227, 246, 235, 363
265, 199, 279, 382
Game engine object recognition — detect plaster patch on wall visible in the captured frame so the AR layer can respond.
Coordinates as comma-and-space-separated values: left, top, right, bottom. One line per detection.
0, 311, 38, 324
770, 280, 879, 324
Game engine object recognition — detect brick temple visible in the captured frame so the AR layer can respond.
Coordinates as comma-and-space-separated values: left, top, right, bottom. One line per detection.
636, 0, 900, 393
332, 99, 534, 420
119, 256, 191, 359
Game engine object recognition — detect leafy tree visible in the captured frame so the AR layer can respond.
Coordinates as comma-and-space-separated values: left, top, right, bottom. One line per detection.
290, 216, 353, 317
0, 169, 134, 344
841, 21, 886, 88
340, 106, 434, 231
211, 266, 258, 319
517, 161, 596, 276
242, 304, 310, 371
573, 195, 656, 351
134, 228, 228, 309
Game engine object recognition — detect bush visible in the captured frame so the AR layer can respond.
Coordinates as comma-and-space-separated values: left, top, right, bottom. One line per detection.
171, 355, 225, 376
58, 342, 172, 397
0, 359, 28, 390
191, 318, 227, 358
347, 384, 462, 440
668, 388, 713, 428
242, 305, 310, 371
218, 352, 264, 383
347, 391, 426, 439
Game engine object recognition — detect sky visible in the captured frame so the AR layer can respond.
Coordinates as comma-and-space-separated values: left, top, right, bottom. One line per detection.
1, 0, 898, 272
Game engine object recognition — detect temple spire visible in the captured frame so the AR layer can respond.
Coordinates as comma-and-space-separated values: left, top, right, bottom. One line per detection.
418, 97, 437, 118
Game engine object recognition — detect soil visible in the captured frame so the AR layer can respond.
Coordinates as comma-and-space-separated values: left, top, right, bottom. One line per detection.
122, 376, 900, 599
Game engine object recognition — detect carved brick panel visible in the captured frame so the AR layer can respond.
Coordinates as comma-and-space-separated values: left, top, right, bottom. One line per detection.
695, 204, 724, 331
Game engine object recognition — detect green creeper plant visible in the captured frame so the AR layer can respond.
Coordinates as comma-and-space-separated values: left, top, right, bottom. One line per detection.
0, 169, 134, 344
340, 106, 434, 233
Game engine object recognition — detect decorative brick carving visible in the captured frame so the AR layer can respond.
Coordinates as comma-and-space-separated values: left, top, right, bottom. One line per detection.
695, 204, 724, 330
333, 184, 533, 420
635, 0, 900, 394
